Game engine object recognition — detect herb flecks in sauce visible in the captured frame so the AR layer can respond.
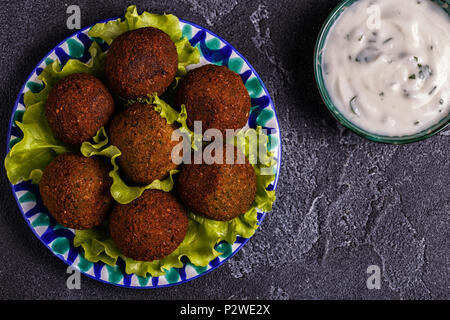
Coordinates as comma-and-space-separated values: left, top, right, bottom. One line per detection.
355, 47, 381, 64
322, 0, 450, 136
428, 86, 437, 95
418, 65, 433, 80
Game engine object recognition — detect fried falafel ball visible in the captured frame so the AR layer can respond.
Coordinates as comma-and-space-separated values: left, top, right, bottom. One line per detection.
45, 73, 114, 145
109, 190, 188, 261
39, 153, 114, 230
174, 65, 251, 136
108, 103, 180, 185
105, 27, 178, 100
177, 145, 257, 221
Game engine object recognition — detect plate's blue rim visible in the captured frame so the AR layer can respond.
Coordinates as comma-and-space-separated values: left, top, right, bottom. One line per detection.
5, 16, 282, 289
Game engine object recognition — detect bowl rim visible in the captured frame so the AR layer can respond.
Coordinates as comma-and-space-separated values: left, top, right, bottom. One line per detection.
313, 0, 450, 145
6, 16, 282, 289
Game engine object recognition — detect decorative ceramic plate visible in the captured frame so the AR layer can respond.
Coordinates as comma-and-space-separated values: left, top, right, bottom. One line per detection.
6, 17, 281, 288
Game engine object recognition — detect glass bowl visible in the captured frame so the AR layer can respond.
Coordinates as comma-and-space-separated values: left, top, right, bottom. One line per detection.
313, 0, 450, 144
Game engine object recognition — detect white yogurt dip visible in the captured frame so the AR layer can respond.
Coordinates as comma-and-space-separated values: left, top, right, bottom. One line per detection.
322, 0, 450, 136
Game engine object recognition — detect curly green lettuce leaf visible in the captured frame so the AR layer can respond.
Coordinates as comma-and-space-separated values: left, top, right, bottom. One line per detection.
4, 102, 73, 184
88, 5, 200, 77
73, 225, 120, 266
4, 43, 105, 185
74, 127, 277, 277
176, 37, 201, 76
81, 127, 177, 205
131, 93, 188, 127
131, 93, 202, 148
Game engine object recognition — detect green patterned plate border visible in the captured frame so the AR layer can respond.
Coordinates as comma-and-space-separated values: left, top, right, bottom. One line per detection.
6, 17, 281, 288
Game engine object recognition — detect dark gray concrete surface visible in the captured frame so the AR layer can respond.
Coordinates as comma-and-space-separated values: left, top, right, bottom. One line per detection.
0, 0, 448, 300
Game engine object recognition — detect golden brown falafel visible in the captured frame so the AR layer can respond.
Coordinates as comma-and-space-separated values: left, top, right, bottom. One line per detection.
39, 153, 114, 230
109, 190, 188, 261
45, 73, 114, 145
177, 145, 256, 221
174, 64, 251, 136
108, 103, 179, 185
105, 27, 178, 100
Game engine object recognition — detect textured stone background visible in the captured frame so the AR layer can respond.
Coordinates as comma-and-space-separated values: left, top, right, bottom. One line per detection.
0, 0, 448, 300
